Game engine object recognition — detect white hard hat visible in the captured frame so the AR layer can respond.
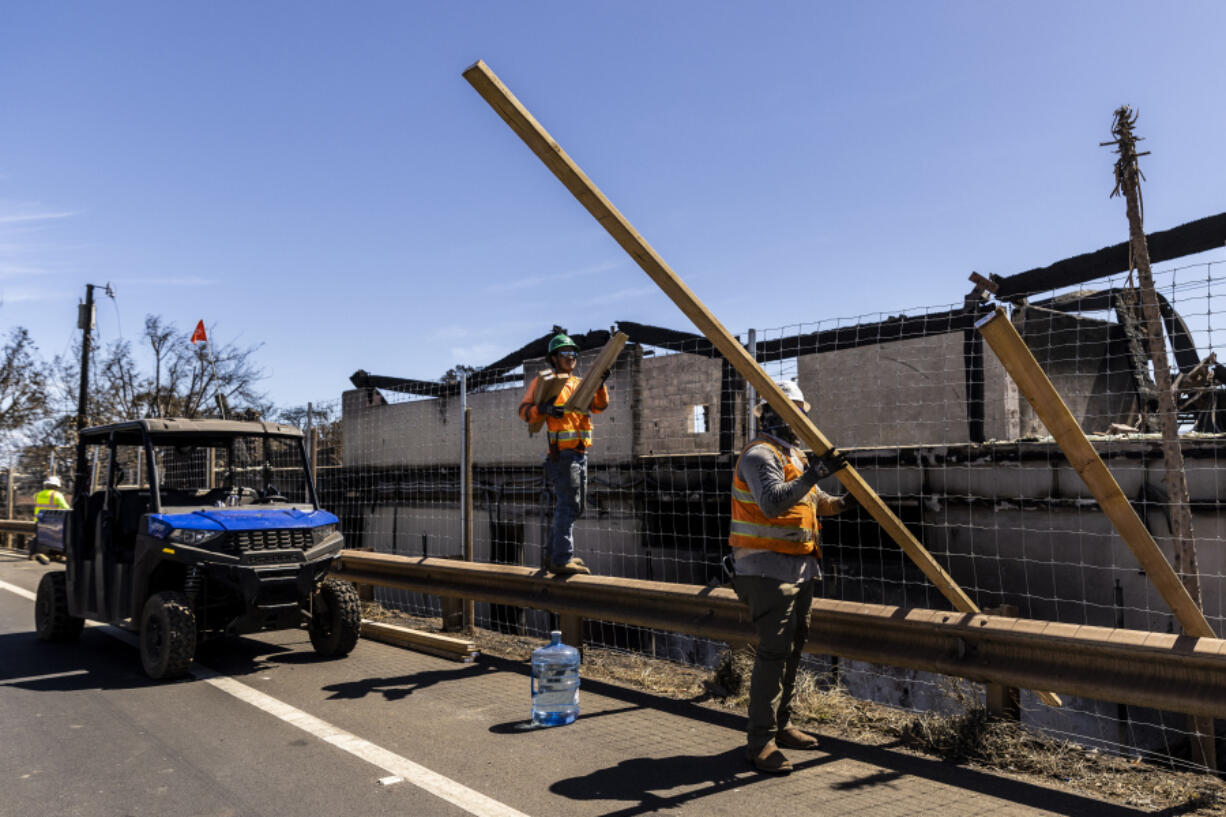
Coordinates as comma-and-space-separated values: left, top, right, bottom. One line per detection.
44, 476, 63, 489
754, 380, 810, 417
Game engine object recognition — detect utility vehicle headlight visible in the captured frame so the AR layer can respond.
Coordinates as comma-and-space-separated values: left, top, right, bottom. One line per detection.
168, 528, 224, 546
312, 524, 338, 545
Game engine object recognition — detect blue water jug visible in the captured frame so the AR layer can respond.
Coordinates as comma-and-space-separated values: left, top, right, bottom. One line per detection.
531, 630, 580, 726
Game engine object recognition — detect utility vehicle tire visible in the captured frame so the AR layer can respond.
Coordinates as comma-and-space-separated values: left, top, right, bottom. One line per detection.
309, 578, 361, 658
35, 571, 84, 642
140, 591, 196, 679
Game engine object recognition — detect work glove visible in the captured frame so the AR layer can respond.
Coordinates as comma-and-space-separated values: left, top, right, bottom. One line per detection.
805, 449, 850, 482
838, 493, 858, 512
537, 402, 565, 419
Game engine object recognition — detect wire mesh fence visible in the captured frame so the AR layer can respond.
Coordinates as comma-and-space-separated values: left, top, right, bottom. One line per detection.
304, 259, 1223, 769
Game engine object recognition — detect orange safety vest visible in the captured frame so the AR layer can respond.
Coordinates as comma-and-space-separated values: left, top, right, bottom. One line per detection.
729, 439, 821, 557
34, 489, 70, 519
518, 373, 610, 452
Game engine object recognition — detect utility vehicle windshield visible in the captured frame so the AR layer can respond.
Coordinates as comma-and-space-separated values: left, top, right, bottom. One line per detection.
155, 435, 312, 507
88, 434, 314, 508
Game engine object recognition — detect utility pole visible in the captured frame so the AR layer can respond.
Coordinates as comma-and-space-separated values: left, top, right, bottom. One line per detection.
1103, 108, 1201, 607
73, 284, 96, 503
1103, 105, 1212, 770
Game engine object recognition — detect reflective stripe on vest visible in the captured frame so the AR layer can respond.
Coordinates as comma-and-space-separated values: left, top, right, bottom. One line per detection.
543, 375, 595, 451
729, 519, 814, 544
729, 439, 820, 557
34, 489, 67, 518
548, 428, 593, 445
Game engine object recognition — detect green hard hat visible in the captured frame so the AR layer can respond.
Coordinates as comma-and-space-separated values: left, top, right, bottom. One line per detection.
548, 333, 579, 354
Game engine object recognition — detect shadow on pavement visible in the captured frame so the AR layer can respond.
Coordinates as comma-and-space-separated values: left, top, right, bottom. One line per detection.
551, 738, 1154, 817
320, 663, 495, 701
550, 747, 759, 816
0, 629, 160, 692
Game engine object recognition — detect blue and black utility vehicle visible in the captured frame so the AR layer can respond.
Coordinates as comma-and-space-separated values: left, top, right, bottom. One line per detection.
34, 418, 361, 679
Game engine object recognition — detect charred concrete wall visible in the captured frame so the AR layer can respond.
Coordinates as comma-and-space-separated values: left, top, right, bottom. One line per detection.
342, 348, 636, 468
797, 331, 1019, 447
1015, 305, 1138, 436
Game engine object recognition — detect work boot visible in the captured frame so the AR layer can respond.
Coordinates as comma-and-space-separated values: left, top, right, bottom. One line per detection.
34, 553, 50, 565
747, 741, 792, 774
776, 726, 819, 750
546, 557, 591, 576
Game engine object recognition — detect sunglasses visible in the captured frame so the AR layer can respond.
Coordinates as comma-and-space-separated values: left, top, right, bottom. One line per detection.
557, 350, 578, 359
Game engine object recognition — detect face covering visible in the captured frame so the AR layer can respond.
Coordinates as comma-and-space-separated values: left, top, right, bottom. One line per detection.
758, 407, 798, 445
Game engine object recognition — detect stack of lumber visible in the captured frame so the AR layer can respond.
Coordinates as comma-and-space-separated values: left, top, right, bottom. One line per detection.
360, 619, 479, 663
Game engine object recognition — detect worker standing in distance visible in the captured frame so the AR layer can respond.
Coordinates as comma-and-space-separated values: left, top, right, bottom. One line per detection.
32, 475, 71, 564
518, 331, 610, 575
34, 475, 70, 519
729, 380, 854, 774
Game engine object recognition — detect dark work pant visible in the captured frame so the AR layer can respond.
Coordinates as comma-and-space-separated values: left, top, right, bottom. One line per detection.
733, 574, 817, 749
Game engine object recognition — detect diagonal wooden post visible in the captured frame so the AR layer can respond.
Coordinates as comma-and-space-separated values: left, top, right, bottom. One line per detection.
977, 307, 1215, 639
463, 59, 1061, 708
978, 304, 1215, 766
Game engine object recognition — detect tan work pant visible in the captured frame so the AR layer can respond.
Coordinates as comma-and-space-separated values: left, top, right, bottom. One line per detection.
733, 574, 816, 750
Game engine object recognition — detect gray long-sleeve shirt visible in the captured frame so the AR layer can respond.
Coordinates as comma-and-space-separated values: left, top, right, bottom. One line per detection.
733, 433, 842, 584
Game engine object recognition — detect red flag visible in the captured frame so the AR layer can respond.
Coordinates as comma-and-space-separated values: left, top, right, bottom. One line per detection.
190, 320, 207, 344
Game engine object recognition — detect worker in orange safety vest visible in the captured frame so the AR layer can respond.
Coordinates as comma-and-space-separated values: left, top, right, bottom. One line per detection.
728, 379, 855, 774
518, 332, 610, 576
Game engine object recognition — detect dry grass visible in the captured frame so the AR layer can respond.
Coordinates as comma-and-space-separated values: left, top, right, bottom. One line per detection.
363, 603, 1226, 815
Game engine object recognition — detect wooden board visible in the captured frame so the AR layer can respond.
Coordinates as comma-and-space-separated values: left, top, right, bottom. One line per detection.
527, 370, 568, 435
457, 59, 1077, 705
361, 619, 478, 662
563, 331, 626, 413
977, 307, 1215, 639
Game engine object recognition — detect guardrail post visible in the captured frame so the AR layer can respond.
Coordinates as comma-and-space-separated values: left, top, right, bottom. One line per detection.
984, 604, 1020, 720
441, 595, 464, 631
560, 613, 584, 656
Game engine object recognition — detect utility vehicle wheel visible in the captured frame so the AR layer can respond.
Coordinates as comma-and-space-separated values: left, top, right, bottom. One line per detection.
140, 591, 196, 679
35, 572, 84, 641
309, 578, 361, 658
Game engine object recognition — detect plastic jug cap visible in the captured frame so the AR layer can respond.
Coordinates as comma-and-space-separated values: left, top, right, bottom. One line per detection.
549, 630, 562, 645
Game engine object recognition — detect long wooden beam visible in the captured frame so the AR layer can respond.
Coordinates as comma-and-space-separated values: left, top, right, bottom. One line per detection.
460, 60, 1066, 705
976, 306, 1215, 638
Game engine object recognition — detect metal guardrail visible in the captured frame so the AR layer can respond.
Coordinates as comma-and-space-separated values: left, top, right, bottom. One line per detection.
0, 519, 35, 535
334, 550, 1226, 719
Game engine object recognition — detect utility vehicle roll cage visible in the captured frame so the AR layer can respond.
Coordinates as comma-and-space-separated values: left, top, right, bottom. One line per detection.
73, 418, 320, 513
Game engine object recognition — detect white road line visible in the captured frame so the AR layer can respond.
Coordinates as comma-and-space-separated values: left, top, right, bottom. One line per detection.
199, 671, 531, 817
0, 579, 35, 601
0, 576, 532, 817
3, 669, 90, 685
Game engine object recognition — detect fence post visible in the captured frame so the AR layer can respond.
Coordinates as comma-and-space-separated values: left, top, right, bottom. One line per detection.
5, 465, 13, 550
747, 328, 757, 440
984, 604, 1020, 720
305, 401, 313, 502
443, 372, 475, 633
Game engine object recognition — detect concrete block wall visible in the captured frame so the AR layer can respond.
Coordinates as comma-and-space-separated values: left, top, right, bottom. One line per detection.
342, 311, 1142, 463
342, 348, 636, 468
797, 332, 1018, 447
1013, 306, 1138, 436
634, 352, 724, 456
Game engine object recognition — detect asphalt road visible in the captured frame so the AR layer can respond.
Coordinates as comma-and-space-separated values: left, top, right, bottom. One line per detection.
0, 552, 1154, 817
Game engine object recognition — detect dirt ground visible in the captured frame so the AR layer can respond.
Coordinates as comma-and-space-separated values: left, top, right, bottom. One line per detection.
364, 604, 1226, 815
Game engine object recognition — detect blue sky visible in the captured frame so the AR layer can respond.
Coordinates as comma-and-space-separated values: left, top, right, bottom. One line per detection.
3, 2, 1225, 409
